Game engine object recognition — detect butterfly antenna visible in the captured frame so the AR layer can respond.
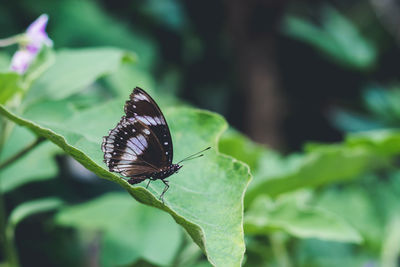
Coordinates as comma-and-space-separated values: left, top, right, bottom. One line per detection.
177, 147, 211, 164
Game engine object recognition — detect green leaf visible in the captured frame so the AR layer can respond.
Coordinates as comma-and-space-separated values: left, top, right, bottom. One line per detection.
295, 239, 374, 267
219, 129, 265, 171
105, 64, 156, 98
0, 52, 11, 72
282, 6, 377, 70
380, 214, 400, 267
140, 0, 187, 32
24, 47, 135, 104
246, 144, 374, 203
330, 108, 384, 132
8, 197, 63, 227
51, 0, 157, 70
0, 125, 60, 193
346, 129, 400, 157
0, 72, 21, 105
245, 196, 362, 243
56, 193, 182, 266
0, 102, 251, 266
313, 184, 383, 250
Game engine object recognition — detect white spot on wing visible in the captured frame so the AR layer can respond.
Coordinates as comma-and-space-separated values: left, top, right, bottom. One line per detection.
118, 160, 133, 165
135, 93, 150, 102
128, 137, 144, 154
104, 147, 113, 152
143, 129, 150, 135
154, 116, 162, 124
121, 153, 137, 161
137, 116, 149, 125
136, 116, 150, 125
137, 135, 148, 149
137, 115, 158, 125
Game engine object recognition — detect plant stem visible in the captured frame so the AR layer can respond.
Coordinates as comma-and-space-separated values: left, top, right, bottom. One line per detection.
0, 118, 20, 266
0, 137, 45, 170
0, 35, 21, 47
270, 232, 292, 267
3, 217, 19, 267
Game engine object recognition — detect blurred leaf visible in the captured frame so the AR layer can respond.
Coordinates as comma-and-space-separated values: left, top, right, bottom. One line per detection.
8, 197, 63, 227
49, 0, 157, 70
245, 196, 362, 243
314, 185, 383, 250
380, 214, 400, 267
0, 52, 11, 71
295, 239, 375, 267
246, 145, 374, 203
0, 72, 21, 104
24, 47, 135, 104
140, 0, 187, 32
0, 125, 60, 193
329, 108, 384, 132
22, 99, 77, 125
363, 85, 400, 124
105, 64, 156, 98
174, 237, 208, 267
0, 100, 251, 266
283, 6, 377, 70
246, 129, 400, 205
219, 129, 265, 171
364, 86, 394, 120
331, 85, 400, 133
56, 193, 182, 266
346, 129, 400, 157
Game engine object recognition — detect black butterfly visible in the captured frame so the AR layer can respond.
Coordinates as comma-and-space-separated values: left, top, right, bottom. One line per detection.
101, 87, 209, 202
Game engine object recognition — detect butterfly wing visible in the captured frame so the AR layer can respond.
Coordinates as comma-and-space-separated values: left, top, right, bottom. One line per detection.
102, 87, 173, 179
124, 87, 173, 165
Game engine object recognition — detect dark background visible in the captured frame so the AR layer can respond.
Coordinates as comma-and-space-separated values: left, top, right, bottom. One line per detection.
4, 0, 398, 152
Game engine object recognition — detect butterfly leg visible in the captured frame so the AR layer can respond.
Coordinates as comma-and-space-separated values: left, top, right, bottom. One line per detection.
146, 179, 151, 189
159, 180, 170, 203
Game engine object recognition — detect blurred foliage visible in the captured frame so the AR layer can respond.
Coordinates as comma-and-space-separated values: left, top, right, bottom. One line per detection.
283, 6, 377, 71
332, 84, 400, 132
1, 0, 400, 267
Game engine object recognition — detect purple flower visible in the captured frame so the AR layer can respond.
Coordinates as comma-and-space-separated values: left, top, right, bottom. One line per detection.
10, 50, 36, 74
10, 14, 52, 74
25, 14, 53, 50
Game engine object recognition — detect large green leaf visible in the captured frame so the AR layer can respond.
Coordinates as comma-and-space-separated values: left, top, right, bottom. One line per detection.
245, 196, 362, 243
244, 129, 400, 205
56, 192, 182, 266
245, 145, 374, 203
0, 101, 251, 266
346, 130, 400, 157
24, 47, 135, 104
0, 72, 21, 105
0, 125, 59, 193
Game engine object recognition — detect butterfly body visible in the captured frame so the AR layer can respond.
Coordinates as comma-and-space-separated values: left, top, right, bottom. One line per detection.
127, 164, 182, 185
102, 87, 178, 201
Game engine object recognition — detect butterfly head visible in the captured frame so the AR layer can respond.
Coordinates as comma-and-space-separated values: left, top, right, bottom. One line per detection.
171, 164, 183, 174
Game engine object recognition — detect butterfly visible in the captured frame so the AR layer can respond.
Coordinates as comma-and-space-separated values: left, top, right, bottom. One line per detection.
101, 87, 210, 202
